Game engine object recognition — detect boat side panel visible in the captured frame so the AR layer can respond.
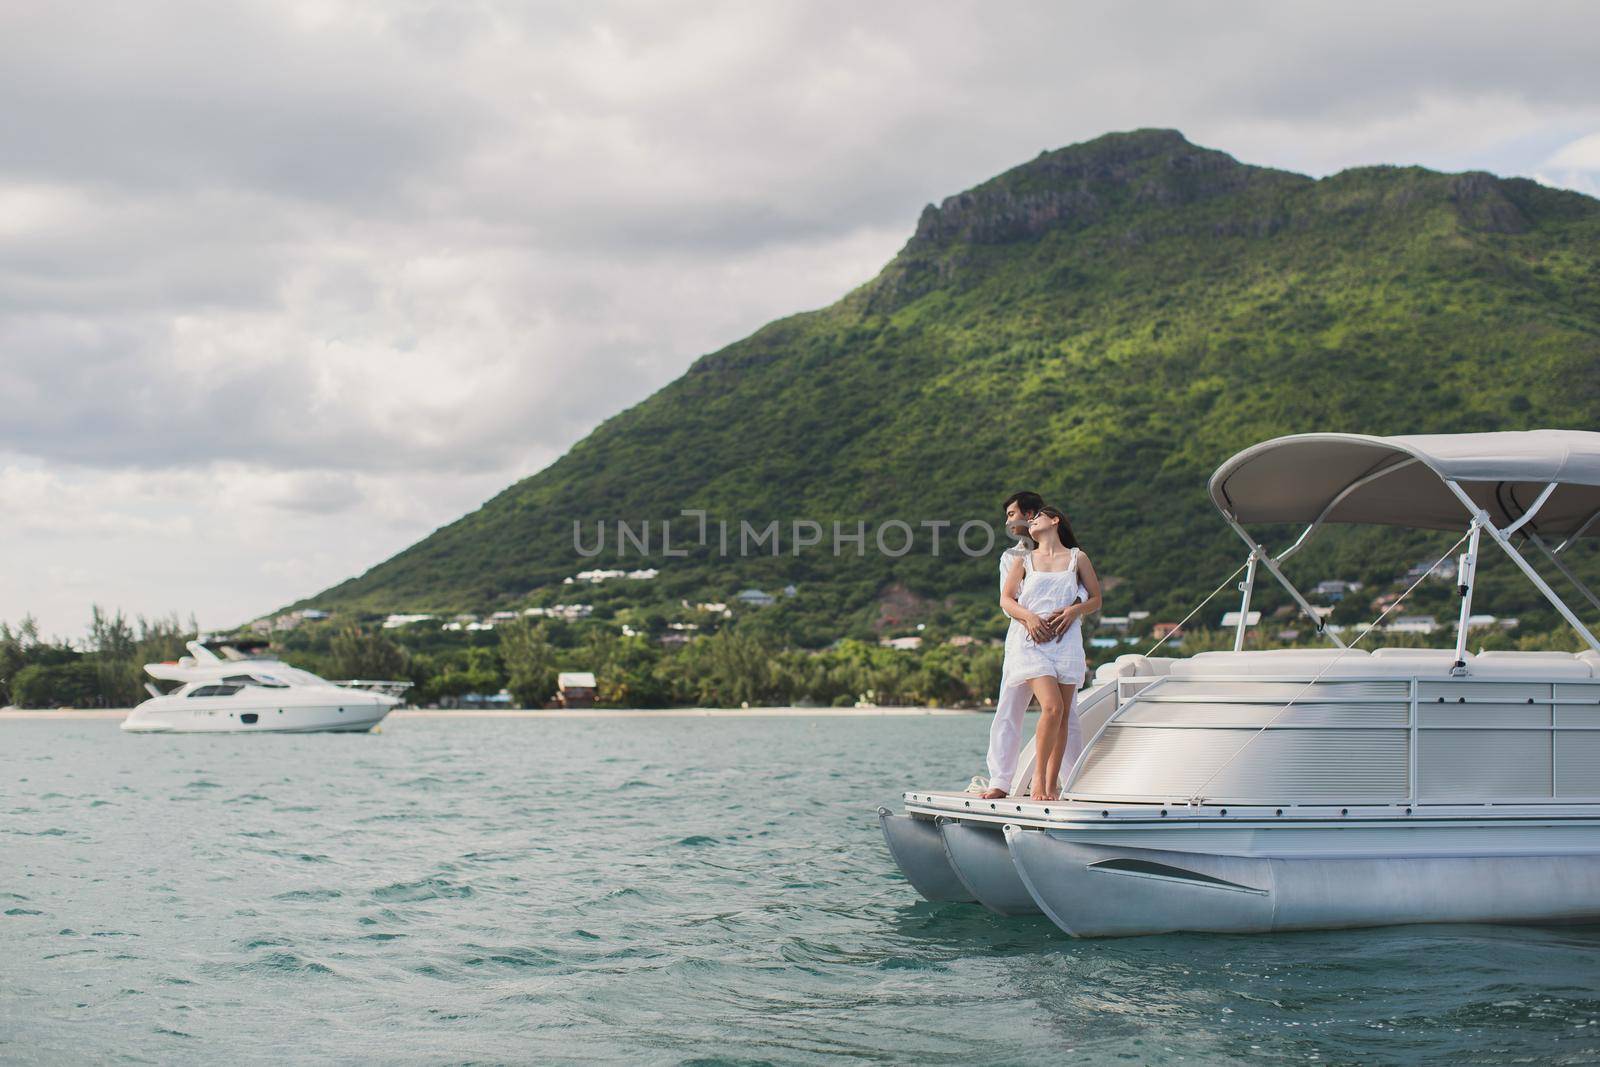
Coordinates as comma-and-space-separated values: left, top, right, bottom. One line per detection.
1034, 820, 1600, 857
1267, 853, 1600, 930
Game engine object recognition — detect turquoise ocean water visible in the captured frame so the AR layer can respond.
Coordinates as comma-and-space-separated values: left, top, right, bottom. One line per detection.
4, 714, 1599, 1064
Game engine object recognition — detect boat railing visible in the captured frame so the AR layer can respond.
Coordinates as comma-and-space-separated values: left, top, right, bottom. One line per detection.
1066, 671, 1600, 807
1009, 679, 1122, 796
334, 679, 415, 701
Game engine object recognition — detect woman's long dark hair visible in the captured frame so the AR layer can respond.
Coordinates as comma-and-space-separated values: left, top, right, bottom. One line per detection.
1038, 505, 1080, 549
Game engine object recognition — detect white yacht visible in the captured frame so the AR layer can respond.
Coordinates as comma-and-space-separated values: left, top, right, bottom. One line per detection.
121, 641, 404, 734
882, 430, 1600, 936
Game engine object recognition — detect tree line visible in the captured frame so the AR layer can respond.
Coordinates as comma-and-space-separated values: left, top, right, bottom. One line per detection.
1, 610, 194, 708
0, 611, 1005, 710
317, 620, 1007, 709
4, 608, 1585, 711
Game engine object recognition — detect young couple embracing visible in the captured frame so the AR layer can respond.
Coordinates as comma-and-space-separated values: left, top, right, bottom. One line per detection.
979, 491, 1102, 803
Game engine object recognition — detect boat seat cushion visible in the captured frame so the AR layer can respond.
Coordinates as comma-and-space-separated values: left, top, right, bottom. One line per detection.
1101, 653, 1171, 682
1172, 648, 1370, 677
1470, 650, 1593, 678
1158, 647, 1593, 679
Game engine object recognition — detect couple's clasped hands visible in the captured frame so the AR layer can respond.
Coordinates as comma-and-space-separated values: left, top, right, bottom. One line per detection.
1022, 604, 1081, 644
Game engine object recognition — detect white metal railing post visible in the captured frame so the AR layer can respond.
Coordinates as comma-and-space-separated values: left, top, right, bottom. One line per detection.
1221, 513, 1347, 649
1442, 481, 1600, 655
1407, 677, 1418, 804
1233, 548, 1261, 652
1452, 519, 1482, 674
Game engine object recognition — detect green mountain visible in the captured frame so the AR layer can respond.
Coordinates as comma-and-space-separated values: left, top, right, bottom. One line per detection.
297, 129, 1600, 642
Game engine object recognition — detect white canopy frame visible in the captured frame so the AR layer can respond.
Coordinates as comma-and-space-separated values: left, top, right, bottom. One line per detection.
1209, 432, 1600, 665
1441, 479, 1600, 658
1220, 517, 1346, 650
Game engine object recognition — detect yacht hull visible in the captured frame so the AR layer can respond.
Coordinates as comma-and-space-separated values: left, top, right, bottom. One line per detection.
121, 701, 392, 734
938, 819, 1040, 915
877, 809, 973, 903
1005, 826, 1600, 937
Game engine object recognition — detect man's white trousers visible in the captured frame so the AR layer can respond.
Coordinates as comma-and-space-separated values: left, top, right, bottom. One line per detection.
985, 682, 1081, 794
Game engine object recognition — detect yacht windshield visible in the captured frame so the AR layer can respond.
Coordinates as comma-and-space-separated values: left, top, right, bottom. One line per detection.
223, 674, 290, 689
268, 667, 333, 687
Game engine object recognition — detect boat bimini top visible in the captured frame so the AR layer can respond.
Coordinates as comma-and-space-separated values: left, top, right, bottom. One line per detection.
1207, 430, 1600, 663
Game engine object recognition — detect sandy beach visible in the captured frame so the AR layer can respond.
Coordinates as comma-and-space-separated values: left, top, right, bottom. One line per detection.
0, 706, 986, 721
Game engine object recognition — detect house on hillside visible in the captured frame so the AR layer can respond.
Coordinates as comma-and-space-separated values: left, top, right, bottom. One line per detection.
1314, 579, 1363, 601
557, 672, 598, 708
252, 608, 331, 634
881, 636, 922, 651
524, 604, 593, 621
1370, 592, 1404, 613
1404, 559, 1457, 583
459, 689, 514, 709
1387, 615, 1439, 635
735, 589, 775, 607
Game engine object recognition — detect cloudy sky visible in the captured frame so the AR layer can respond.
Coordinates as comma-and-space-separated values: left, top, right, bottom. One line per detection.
4, 1, 1599, 639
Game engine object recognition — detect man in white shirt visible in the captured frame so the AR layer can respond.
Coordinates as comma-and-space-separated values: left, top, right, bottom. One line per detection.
978, 491, 1077, 799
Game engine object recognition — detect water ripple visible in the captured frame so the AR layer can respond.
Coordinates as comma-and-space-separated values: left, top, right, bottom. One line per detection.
4, 716, 1600, 1064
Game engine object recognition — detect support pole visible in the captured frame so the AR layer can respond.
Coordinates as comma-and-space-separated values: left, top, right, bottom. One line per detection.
1555, 506, 1600, 555
1451, 520, 1482, 674
1527, 532, 1600, 616
1233, 548, 1260, 652
1442, 482, 1600, 655
1222, 514, 1347, 649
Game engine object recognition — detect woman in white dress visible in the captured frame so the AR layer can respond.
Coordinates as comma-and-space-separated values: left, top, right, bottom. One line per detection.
999, 506, 1103, 802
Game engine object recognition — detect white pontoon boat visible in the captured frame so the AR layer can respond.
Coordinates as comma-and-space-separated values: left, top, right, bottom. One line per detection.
122, 641, 404, 734
882, 431, 1600, 936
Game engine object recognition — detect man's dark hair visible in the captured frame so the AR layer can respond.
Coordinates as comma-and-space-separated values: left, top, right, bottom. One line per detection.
1002, 490, 1044, 515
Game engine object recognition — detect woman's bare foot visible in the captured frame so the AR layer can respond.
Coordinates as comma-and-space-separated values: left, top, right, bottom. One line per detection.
979, 787, 1008, 800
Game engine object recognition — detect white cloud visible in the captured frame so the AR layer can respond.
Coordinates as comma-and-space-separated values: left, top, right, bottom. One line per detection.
1, 0, 1598, 638
0, 456, 510, 638
1535, 131, 1600, 197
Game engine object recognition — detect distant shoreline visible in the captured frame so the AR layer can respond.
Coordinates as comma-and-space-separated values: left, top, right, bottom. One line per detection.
0, 706, 987, 721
